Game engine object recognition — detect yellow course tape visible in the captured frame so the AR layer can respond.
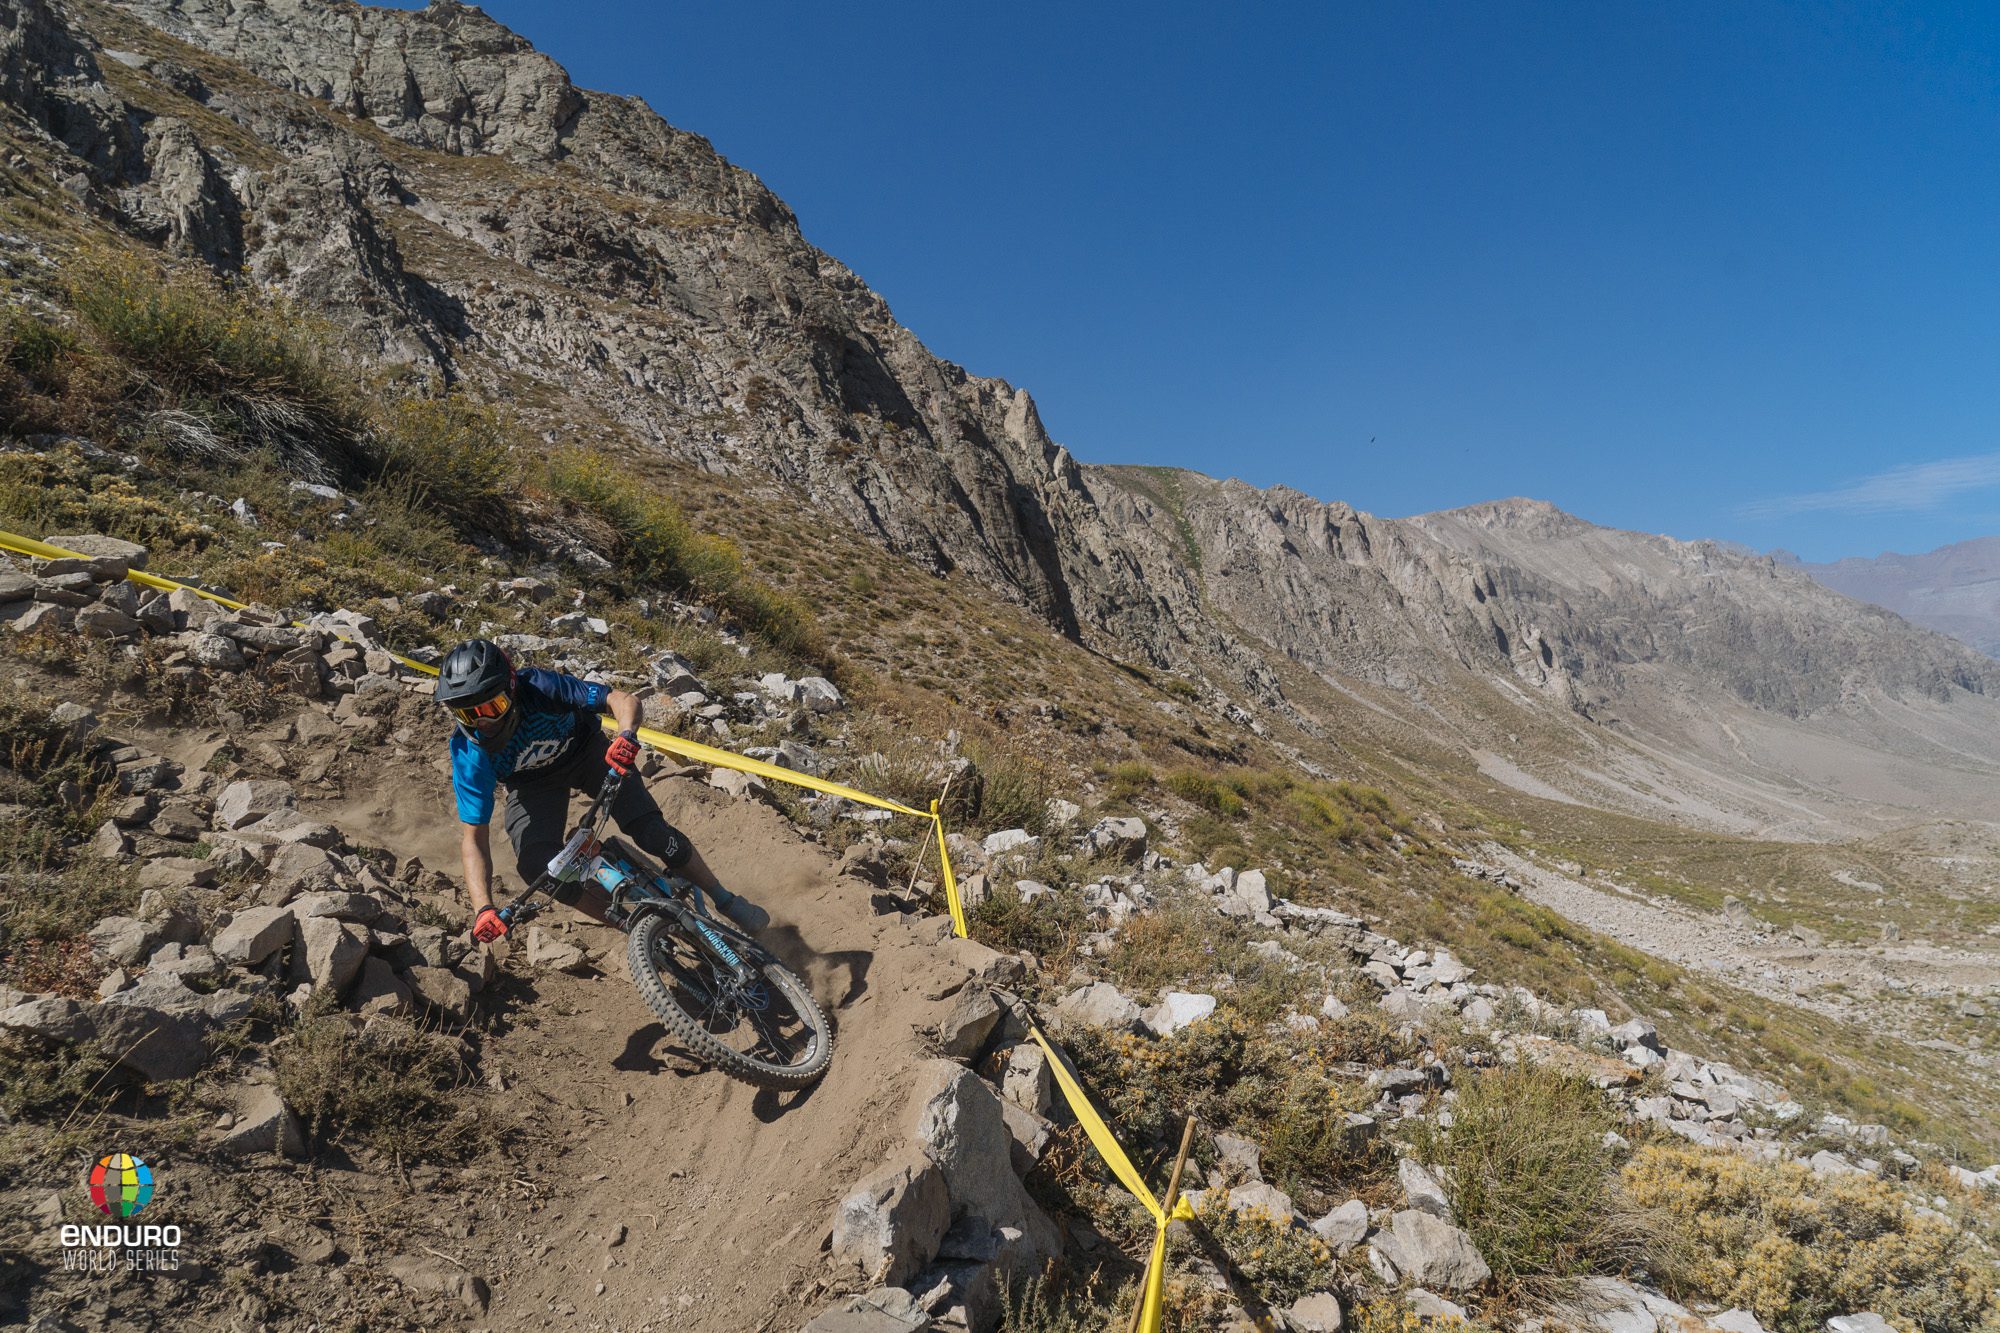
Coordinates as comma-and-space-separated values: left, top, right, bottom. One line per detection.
1028, 1023, 1195, 1333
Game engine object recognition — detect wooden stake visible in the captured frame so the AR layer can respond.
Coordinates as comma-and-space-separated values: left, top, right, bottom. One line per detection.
1161, 1113, 1197, 1214
903, 769, 958, 905
1127, 1115, 1198, 1333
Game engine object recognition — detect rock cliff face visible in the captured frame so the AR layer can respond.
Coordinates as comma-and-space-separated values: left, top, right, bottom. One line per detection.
9, 0, 2000, 831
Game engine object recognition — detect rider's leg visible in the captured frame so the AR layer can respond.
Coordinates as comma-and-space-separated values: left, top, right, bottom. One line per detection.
502, 776, 611, 924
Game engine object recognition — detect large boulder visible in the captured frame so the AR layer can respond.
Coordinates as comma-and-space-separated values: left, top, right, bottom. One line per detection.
290, 891, 382, 923
1311, 1199, 1370, 1253
213, 779, 296, 830
1398, 1158, 1453, 1220
86, 915, 156, 967
217, 1084, 306, 1157
264, 843, 347, 897
1221, 1181, 1296, 1227
935, 986, 1002, 1061
46, 534, 147, 570
1369, 1210, 1490, 1291
999, 1043, 1051, 1118
1084, 816, 1147, 861
909, 1060, 1059, 1261
95, 972, 253, 1081
1288, 1292, 1344, 1333
1144, 991, 1217, 1037
802, 1288, 931, 1332
402, 965, 473, 1021
350, 956, 411, 1018
0, 995, 97, 1042
831, 1152, 950, 1287
1826, 1318, 1896, 1333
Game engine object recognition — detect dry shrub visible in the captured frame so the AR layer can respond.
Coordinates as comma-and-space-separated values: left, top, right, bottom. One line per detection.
275, 1016, 478, 1165
997, 1261, 1130, 1332
1624, 1142, 1998, 1333
1185, 1192, 1339, 1306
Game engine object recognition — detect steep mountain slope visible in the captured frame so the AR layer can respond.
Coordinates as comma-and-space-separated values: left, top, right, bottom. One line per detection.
6, 0, 2000, 840
1790, 536, 2000, 659
1091, 469, 2000, 835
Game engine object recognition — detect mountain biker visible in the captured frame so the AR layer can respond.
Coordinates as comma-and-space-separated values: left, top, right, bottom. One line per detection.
436, 638, 765, 943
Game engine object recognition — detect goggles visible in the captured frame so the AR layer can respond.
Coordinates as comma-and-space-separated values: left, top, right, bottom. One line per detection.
451, 692, 513, 726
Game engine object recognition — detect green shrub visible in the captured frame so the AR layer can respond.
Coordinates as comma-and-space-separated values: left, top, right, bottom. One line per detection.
970, 882, 1090, 970
1413, 1061, 1656, 1289
536, 448, 824, 659
66, 248, 366, 475
2, 311, 79, 381
965, 738, 1054, 836
1063, 1017, 1390, 1216
0, 1033, 128, 1120
1106, 760, 1154, 799
1165, 768, 1247, 817
1284, 787, 1359, 840
369, 392, 520, 536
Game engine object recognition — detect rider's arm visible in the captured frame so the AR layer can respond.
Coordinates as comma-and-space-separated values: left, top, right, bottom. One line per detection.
605, 687, 642, 734
462, 821, 496, 915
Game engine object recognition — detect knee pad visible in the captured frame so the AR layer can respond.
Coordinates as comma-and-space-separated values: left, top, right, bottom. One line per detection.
645, 817, 692, 871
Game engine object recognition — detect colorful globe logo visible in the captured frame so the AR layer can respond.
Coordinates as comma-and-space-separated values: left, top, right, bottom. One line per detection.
87, 1153, 155, 1217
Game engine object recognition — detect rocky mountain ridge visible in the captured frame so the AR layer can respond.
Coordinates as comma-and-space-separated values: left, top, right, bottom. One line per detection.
8, 0, 2000, 838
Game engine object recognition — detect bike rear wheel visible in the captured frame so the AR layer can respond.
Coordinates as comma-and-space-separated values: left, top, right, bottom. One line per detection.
625, 909, 832, 1089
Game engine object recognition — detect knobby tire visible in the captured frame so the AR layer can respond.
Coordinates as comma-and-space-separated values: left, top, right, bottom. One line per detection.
625, 910, 832, 1090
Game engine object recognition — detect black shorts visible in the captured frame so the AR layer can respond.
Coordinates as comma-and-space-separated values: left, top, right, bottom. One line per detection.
500, 731, 691, 884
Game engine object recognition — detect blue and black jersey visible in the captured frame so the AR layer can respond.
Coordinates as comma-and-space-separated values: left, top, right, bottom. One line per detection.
450, 667, 609, 825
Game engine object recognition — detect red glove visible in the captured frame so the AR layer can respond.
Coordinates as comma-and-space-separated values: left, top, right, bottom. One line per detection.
472, 906, 508, 942
606, 729, 640, 775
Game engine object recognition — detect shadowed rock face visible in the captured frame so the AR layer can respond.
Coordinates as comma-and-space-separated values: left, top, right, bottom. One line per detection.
15, 0, 2000, 830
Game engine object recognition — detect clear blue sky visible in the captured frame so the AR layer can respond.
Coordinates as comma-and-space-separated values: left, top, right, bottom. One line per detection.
398, 2, 1999, 562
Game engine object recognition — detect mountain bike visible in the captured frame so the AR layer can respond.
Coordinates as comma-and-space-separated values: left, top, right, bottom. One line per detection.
495, 771, 832, 1089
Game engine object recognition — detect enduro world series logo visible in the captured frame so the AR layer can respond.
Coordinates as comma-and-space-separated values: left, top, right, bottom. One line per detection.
61, 1153, 183, 1272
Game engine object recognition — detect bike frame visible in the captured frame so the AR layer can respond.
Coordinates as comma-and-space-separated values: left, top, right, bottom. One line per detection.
494, 771, 757, 985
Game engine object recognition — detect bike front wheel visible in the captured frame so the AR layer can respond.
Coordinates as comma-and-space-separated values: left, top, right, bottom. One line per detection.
625, 909, 832, 1089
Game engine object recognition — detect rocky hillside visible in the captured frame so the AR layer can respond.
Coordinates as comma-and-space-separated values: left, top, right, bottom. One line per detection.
6, 0, 2000, 846
1788, 537, 2000, 660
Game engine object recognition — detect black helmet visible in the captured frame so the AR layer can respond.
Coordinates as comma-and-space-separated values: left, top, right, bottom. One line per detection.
437, 638, 513, 710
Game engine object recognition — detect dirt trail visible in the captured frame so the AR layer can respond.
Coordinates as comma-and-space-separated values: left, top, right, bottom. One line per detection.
462, 780, 972, 1331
